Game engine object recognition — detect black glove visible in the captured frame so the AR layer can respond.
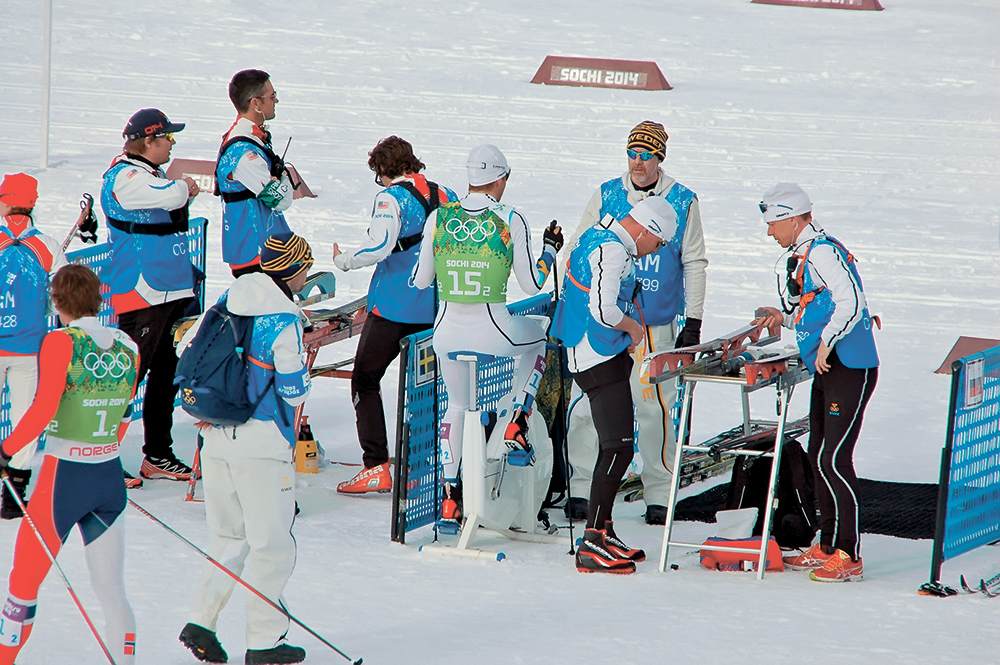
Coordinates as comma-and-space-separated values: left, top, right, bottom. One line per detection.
0, 448, 11, 474
543, 220, 564, 253
78, 193, 98, 244
675, 318, 702, 348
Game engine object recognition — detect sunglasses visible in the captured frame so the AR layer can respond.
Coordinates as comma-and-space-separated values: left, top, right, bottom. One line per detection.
627, 149, 657, 162
153, 132, 174, 141
255, 91, 279, 102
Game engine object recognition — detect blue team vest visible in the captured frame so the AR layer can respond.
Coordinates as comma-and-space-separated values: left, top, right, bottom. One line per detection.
101, 161, 195, 296
599, 178, 694, 325
794, 236, 879, 373
551, 226, 637, 357
367, 183, 457, 324
242, 306, 306, 446
0, 227, 53, 354
217, 141, 292, 266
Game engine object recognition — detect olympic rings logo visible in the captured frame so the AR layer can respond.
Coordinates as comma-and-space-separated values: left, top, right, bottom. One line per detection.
444, 217, 496, 243
83, 351, 133, 379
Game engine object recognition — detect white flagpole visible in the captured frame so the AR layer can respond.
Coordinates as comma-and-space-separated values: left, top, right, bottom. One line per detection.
40, 0, 53, 169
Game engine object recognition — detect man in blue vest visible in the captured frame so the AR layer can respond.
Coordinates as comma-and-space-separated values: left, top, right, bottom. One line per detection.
552, 196, 677, 574
102, 109, 201, 484
217, 69, 295, 277
0, 173, 68, 518
754, 182, 878, 583
332, 136, 457, 495
563, 121, 708, 525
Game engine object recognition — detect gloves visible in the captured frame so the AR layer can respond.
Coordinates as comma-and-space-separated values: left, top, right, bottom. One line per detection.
0, 448, 11, 474
78, 193, 98, 244
543, 220, 564, 253
675, 318, 702, 349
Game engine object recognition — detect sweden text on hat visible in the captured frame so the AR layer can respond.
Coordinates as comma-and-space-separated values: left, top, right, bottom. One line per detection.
123, 108, 186, 141
629, 197, 677, 240
0, 173, 39, 210
760, 182, 812, 223
627, 121, 668, 159
466, 144, 510, 187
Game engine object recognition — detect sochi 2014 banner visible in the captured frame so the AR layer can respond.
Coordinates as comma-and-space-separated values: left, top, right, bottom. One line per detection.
530, 56, 671, 91
752, 0, 884, 10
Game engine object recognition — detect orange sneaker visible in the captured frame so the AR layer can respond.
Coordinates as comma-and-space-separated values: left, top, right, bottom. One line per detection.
336, 464, 392, 495
810, 549, 864, 582
782, 543, 834, 571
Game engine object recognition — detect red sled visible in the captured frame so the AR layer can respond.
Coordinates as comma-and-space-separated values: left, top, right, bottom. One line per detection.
699, 536, 785, 572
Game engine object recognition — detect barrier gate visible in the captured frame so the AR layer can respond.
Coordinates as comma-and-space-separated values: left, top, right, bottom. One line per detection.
927, 343, 1000, 587
0, 218, 207, 439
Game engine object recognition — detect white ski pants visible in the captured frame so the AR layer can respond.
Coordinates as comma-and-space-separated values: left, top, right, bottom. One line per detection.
1, 355, 39, 470
188, 419, 297, 650
566, 321, 678, 507
432, 301, 547, 483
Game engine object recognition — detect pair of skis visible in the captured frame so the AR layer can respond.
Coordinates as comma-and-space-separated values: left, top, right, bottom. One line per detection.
959, 573, 1000, 597
645, 322, 781, 384
620, 416, 811, 501
919, 572, 1000, 597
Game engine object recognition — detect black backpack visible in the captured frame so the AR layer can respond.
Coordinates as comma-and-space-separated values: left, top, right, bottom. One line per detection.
726, 437, 819, 549
174, 300, 273, 426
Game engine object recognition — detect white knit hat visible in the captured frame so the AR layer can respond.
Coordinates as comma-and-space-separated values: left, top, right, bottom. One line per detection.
760, 182, 812, 223
629, 196, 676, 240
466, 144, 510, 186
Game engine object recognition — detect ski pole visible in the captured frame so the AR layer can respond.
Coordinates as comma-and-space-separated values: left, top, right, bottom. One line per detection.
0, 473, 118, 665
550, 256, 575, 555
127, 498, 362, 664
60, 193, 96, 251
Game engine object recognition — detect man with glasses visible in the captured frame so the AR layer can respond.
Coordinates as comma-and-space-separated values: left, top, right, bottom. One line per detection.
412, 144, 563, 527
101, 108, 201, 483
562, 120, 708, 526
331, 136, 458, 496
217, 69, 295, 277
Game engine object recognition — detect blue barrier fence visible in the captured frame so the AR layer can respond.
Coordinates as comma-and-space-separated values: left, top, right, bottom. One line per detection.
0, 218, 207, 440
929, 343, 1000, 584
390, 293, 552, 543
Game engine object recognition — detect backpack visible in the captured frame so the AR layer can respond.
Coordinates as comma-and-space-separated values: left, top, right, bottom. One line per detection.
174, 299, 273, 426
725, 436, 819, 549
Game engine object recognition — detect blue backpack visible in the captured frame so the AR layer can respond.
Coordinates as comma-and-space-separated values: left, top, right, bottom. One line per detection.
174, 299, 272, 426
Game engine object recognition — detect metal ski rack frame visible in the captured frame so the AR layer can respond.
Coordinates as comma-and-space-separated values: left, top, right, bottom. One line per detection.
652, 346, 812, 579
294, 295, 369, 437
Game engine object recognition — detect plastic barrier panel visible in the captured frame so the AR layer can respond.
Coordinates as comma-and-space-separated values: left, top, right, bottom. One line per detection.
928, 343, 1000, 584
391, 294, 552, 543
0, 218, 207, 438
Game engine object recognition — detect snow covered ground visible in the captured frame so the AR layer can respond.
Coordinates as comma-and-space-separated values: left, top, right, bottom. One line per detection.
1, 0, 999, 663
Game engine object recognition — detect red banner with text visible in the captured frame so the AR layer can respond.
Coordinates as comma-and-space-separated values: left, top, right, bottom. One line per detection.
530, 57, 671, 91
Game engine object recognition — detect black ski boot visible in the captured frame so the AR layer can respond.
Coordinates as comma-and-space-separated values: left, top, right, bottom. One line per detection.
604, 521, 646, 562
0, 468, 31, 520
245, 643, 306, 664
179, 622, 228, 663
575, 528, 636, 575
563, 496, 589, 520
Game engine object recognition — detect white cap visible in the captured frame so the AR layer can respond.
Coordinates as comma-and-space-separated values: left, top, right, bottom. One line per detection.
760, 182, 812, 223
466, 144, 510, 186
628, 197, 676, 240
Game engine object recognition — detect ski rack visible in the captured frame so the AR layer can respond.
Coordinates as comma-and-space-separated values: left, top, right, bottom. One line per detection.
646, 323, 781, 384
293, 295, 369, 436
651, 340, 812, 579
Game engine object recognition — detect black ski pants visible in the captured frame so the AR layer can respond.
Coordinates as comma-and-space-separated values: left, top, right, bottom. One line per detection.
573, 350, 635, 531
352, 312, 431, 468
117, 297, 195, 460
808, 350, 878, 560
